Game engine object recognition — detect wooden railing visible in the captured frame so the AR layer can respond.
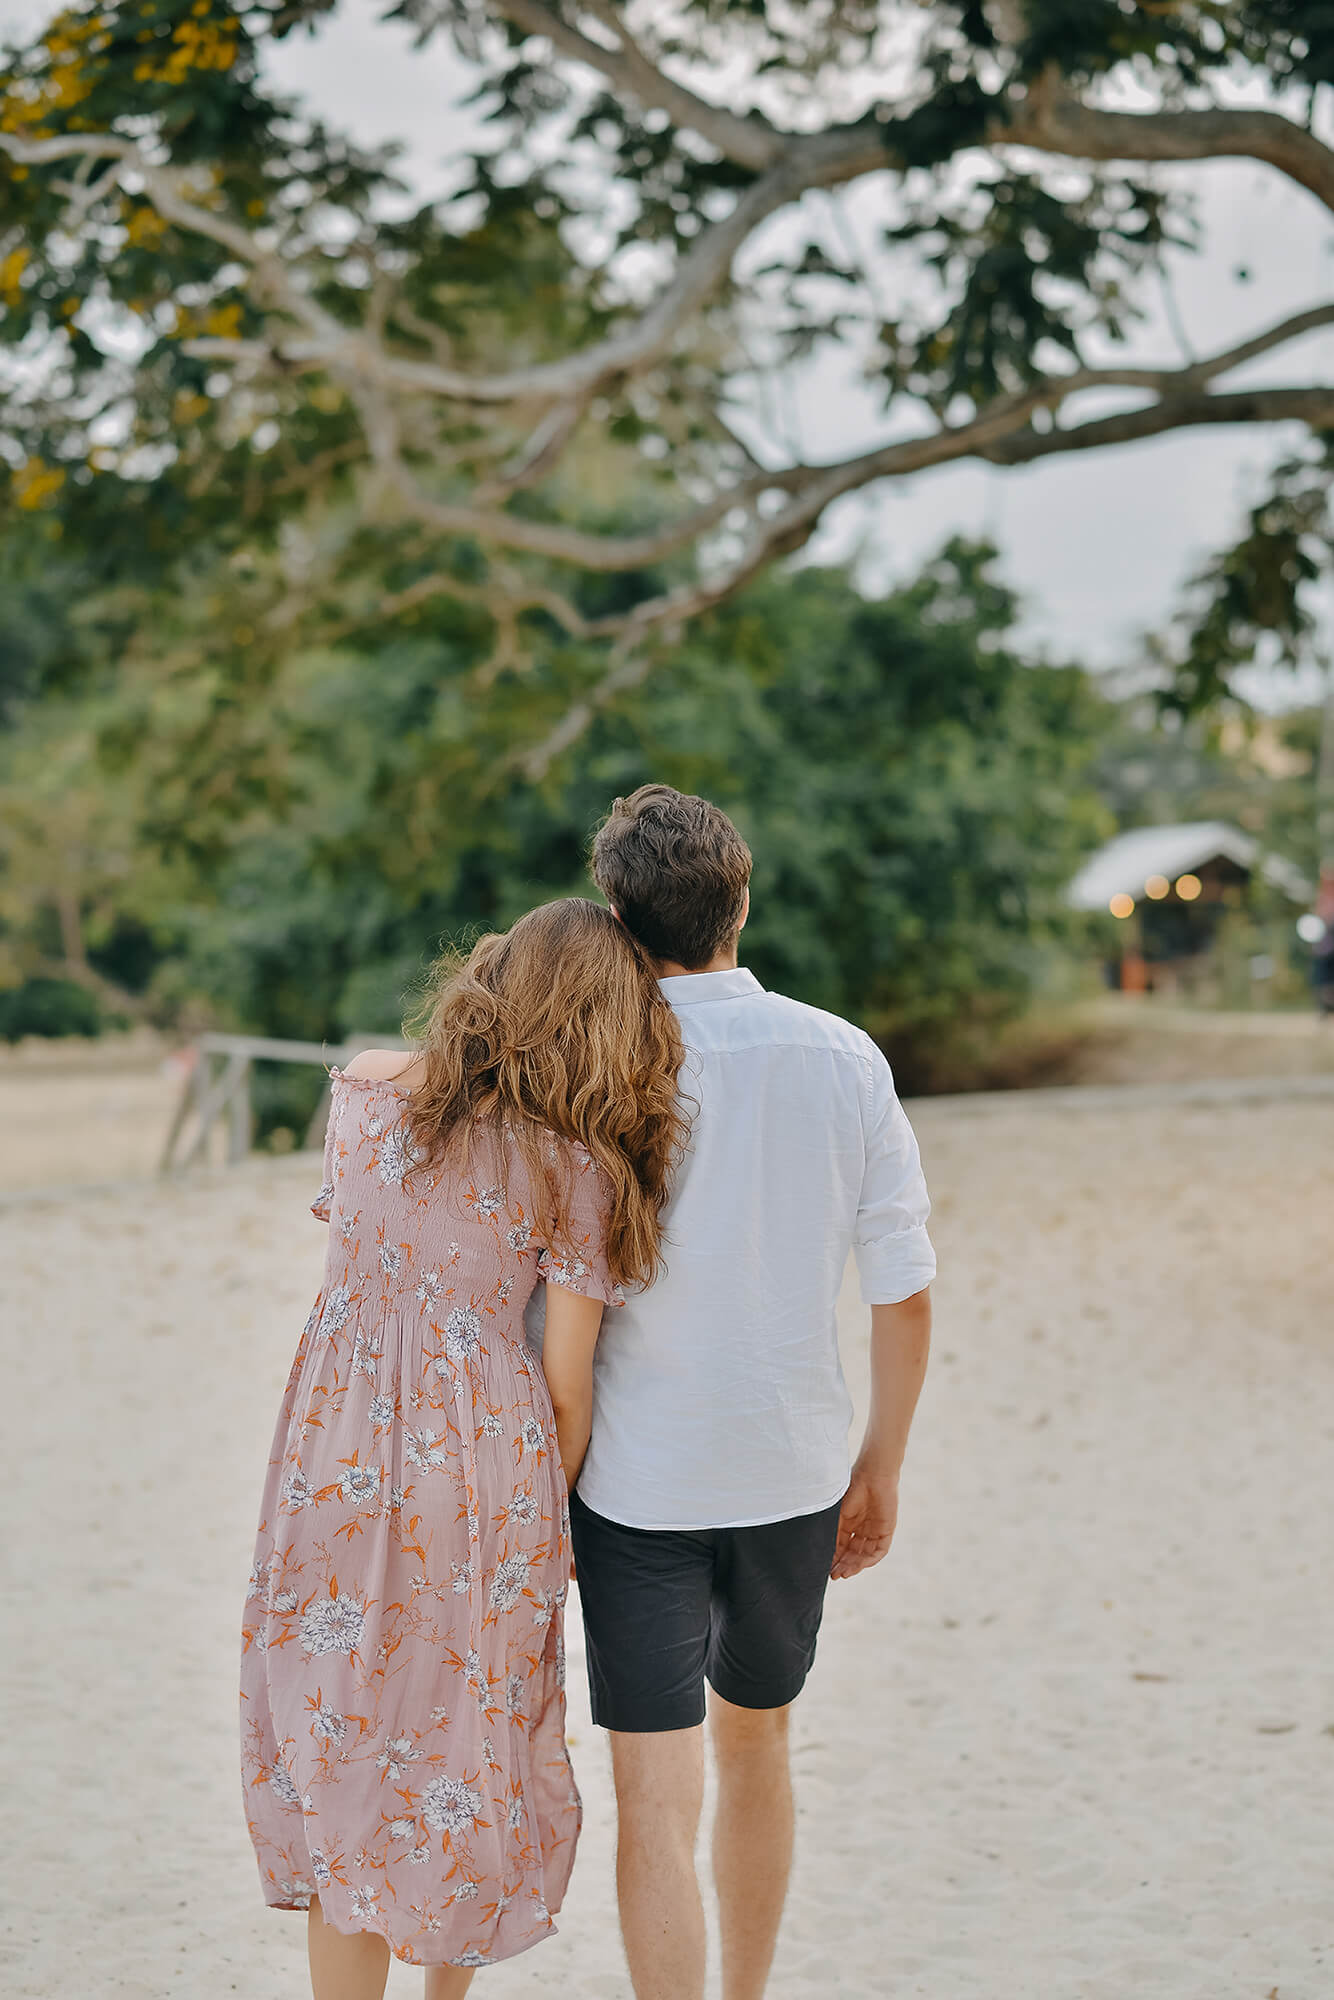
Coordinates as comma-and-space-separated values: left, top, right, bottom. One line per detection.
158, 1031, 408, 1174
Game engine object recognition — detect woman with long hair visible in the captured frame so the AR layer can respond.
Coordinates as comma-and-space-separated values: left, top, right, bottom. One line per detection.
240, 899, 686, 1997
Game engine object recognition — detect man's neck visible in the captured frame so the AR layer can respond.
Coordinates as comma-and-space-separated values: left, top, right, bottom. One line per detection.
654, 947, 739, 980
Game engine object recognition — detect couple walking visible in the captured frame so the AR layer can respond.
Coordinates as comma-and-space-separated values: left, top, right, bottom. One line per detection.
240, 785, 935, 1998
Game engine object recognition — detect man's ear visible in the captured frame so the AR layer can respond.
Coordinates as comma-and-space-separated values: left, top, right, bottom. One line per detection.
738, 886, 750, 933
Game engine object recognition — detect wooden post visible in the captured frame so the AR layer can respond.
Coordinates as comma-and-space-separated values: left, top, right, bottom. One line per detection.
180, 1051, 247, 1169
226, 1056, 253, 1164
156, 1031, 408, 1176
158, 1048, 203, 1174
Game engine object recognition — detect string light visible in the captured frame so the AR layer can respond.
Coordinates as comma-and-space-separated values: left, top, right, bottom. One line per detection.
1109, 893, 1135, 919
1144, 875, 1170, 900
1175, 874, 1202, 902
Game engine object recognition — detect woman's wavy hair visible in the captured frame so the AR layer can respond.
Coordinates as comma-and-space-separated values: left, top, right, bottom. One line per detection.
403, 898, 688, 1289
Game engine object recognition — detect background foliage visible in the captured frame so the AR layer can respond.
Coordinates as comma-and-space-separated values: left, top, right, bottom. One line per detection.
1, 0, 1331, 1114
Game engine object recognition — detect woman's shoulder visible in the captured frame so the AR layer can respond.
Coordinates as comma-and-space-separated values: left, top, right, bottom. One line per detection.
338, 1048, 425, 1089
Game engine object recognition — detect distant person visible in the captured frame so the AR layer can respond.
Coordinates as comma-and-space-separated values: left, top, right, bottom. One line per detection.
573, 785, 936, 2000
240, 900, 687, 1995
1312, 901, 1334, 1016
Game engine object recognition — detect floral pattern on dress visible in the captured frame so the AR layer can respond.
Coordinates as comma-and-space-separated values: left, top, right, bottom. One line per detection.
240, 1072, 621, 1967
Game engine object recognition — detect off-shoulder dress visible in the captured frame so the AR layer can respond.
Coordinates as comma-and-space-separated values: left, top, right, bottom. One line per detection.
240, 1070, 621, 1968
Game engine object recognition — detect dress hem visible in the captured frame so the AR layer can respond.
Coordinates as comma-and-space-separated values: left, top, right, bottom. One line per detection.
260, 1891, 560, 1968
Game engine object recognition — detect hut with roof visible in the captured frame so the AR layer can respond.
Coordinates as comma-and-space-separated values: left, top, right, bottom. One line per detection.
1067, 821, 1311, 997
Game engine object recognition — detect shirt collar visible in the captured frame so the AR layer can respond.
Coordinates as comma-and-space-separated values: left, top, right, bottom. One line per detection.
657, 967, 764, 1007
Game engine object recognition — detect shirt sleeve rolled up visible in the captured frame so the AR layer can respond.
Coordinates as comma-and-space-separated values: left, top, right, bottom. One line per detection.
852, 1044, 936, 1305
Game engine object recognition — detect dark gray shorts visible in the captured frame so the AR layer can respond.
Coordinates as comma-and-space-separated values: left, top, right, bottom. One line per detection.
568, 1489, 844, 1734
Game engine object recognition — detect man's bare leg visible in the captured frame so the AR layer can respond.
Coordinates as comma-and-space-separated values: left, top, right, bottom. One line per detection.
610, 1726, 707, 2000
306, 1896, 390, 2000
710, 1696, 795, 2000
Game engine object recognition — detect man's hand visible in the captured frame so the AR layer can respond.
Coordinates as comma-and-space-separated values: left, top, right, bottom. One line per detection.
832, 1289, 931, 1581
831, 1461, 900, 1581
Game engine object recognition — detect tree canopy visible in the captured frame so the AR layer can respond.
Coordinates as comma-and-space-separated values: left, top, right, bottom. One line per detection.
2, 0, 1333, 777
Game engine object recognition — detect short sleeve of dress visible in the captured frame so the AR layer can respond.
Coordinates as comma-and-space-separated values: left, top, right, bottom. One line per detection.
310, 1080, 340, 1222
536, 1141, 626, 1308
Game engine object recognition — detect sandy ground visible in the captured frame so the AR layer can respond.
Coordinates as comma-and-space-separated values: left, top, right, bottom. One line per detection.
1072, 1004, 1334, 1087
0, 1043, 181, 1191
3, 1087, 1332, 1998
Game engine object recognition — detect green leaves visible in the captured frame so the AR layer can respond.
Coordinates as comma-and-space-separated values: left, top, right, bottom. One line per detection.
1, 0, 278, 167
652, 543, 1109, 1072
0, 519, 1112, 1076
1164, 437, 1334, 715
1011, 0, 1218, 86
566, 90, 757, 254
1233, 0, 1334, 90
882, 170, 1191, 408
877, 73, 996, 174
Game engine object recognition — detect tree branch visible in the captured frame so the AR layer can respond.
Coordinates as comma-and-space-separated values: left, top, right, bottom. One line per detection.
26, 952, 151, 1021
0, 132, 365, 362
18, 82, 1328, 458
1055, 303, 1334, 393
321, 566, 595, 645
980, 385, 1334, 466
473, 394, 592, 505
516, 635, 661, 779
474, 8, 1334, 220
0, 127, 809, 410
1003, 90, 1334, 218
389, 300, 1334, 577
518, 374, 1334, 771
9, 123, 1327, 589
202, 301, 1334, 578
489, 0, 783, 172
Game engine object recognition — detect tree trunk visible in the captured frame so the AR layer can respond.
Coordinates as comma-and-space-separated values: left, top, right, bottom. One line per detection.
55, 883, 87, 973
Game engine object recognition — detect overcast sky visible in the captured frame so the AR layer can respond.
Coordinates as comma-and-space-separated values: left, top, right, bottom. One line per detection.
6, 0, 1334, 693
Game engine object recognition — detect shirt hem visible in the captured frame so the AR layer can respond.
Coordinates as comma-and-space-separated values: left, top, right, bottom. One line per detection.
573, 1479, 850, 1534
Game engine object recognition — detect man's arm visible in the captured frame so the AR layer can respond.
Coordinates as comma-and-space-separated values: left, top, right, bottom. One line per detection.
832, 1287, 931, 1581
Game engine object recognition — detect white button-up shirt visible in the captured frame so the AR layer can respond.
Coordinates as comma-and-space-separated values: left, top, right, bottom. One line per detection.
574, 967, 936, 1531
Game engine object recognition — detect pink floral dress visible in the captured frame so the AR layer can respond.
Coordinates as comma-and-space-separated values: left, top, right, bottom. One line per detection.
240, 1072, 622, 1967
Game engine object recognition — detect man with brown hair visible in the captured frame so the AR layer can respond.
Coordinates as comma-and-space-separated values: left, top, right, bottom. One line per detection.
571, 783, 935, 2000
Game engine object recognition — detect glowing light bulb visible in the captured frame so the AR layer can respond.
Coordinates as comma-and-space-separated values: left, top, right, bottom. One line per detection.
1175, 874, 1202, 902
1144, 875, 1170, 900
1109, 893, 1135, 920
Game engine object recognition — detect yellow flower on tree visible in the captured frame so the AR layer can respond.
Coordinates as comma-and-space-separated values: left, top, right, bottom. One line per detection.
13, 459, 67, 511
0, 246, 30, 308
124, 204, 168, 249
